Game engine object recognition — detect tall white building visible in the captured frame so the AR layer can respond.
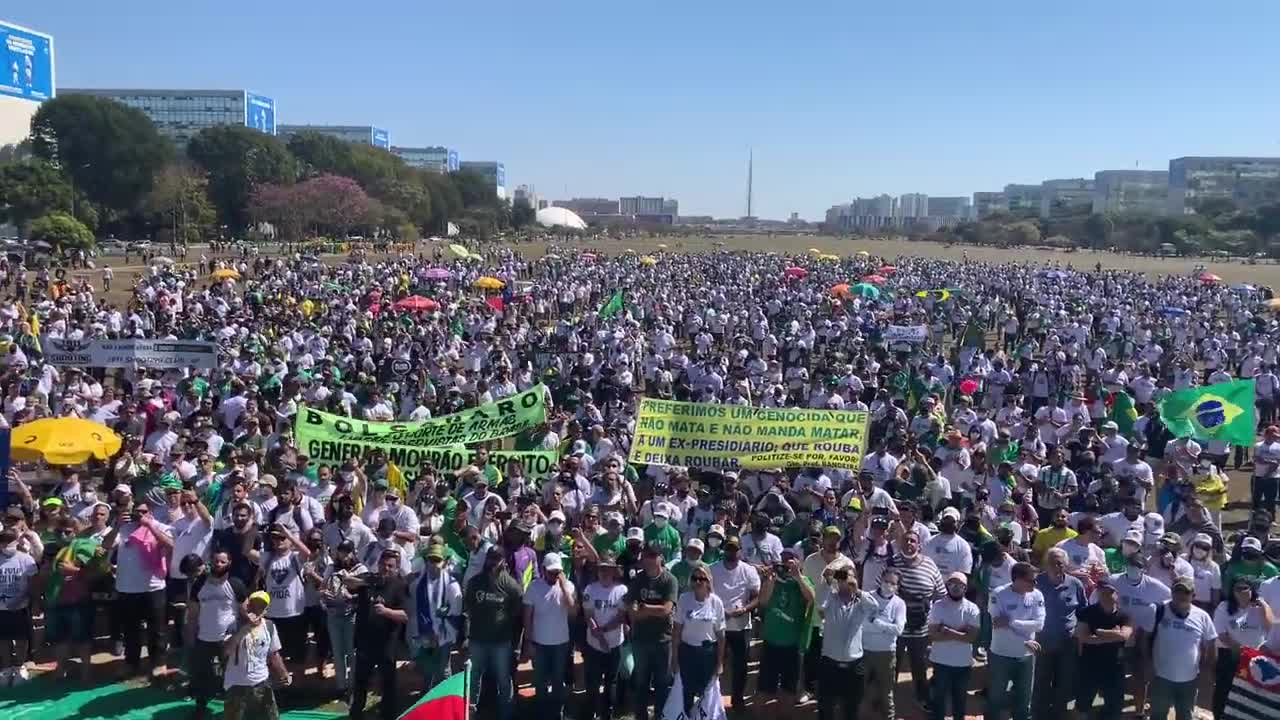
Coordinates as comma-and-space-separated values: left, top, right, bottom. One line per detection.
1039, 178, 1095, 218
896, 193, 929, 219
1093, 170, 1168, 215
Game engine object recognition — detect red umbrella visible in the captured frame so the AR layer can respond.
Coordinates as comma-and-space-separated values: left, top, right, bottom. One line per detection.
785, 266, 809, 279
862, 274, 887, 284
879, 265, 897, 274
393, 295, 440, 312
1198, 272, 1222, 284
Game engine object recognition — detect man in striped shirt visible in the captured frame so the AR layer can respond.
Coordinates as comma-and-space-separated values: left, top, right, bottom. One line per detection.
888, 530, 944, 711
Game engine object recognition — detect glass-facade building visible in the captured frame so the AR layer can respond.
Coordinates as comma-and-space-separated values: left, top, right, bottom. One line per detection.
1093, 170, 1168, 216
1168, 156, 1280, 215
278, 124, 389, 150
391, 146, 459, 174
60, 88, 276, 148
459, 160, 506, 198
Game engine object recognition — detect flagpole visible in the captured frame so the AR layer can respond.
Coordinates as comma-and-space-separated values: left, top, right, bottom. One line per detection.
463, 659, 472, 720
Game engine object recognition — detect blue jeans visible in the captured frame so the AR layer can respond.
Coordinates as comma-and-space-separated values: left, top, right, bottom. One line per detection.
987, 653, 1035, 720
326, 612, 356, 690
631, 640, 672, 720
930, 663, 971, 720
533, 642, 571, 720
1149, 676, 1197, 720
470, 640, 513, 720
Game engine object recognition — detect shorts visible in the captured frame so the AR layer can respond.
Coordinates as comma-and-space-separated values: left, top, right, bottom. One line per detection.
45, 604, 94, 645
757, 641, 800, 694
271, 615, 307, 663
0, 609, 32, 641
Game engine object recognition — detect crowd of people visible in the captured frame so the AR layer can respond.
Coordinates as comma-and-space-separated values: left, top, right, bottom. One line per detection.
0, 240, 1278, 720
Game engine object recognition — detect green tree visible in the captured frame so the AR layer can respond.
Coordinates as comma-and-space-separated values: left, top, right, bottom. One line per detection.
29, 211, 94, 251
0, 159, 75, 231
286, 132, 355, 178
1083, 213, 1115, 249
29, 95, 173, 218
511, 197, 536, 228
0, 140, 33, 164
146, 164, 216, 246
187, 125, 296, 232
1008, 221, 1041, 246
449, 169, 497, 209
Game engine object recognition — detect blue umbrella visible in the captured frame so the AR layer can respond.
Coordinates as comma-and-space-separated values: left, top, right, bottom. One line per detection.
1158, 306, 1187, 316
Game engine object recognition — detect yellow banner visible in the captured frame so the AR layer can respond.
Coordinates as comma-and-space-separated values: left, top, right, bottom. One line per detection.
628, 398, 870, 470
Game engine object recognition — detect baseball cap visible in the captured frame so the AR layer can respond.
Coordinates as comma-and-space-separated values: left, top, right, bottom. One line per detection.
652, 507, 670, 519
823, 525, 843, 538
939, 507, 962, 522
248, 591, 271, 608
945, 571, 968, 586
1122, 529, 1144, 546
685, 538, 705, 553
1242, 536, 1264, 552
626, 527, 644, 542
258, 474, 278, 488
1191, 533, 1213, 548
543, 552, 564, 571
548, 510, 567, 523
724, 535, 742, 549
597, 551, 619, 568
708, 524, 726, 539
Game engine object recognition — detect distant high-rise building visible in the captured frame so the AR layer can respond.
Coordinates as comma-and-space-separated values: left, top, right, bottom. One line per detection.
1003, 184, 1042, 215
1093, 170, 1168, 215
278, 124, 390, 149
1039, 178, 1095, 219
973, 191, 1006, 218
0, 20, 56, 147
391, 146, 459, 173
552, 198, 619, 216
512, 184, 540, 209
459, 161, 507, 199
1167, 156, 1280, 215
897, 193, 929, 219
61, 88, 276, 148
620, 196, 667, 215
662, 198, 679, 218
927, 196, 971, 219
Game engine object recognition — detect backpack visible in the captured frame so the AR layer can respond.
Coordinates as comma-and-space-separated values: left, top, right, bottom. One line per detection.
1147, 601, 1167, 653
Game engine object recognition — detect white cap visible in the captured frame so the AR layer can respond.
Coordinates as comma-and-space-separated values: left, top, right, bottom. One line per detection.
1122, 529, 1144, 545
685, 538, 705, 553
548, 510, 566, 523
939, 507, 962, 522
626, 527, 644, 541
708, 524, 726, 539
543, 552, 563, 571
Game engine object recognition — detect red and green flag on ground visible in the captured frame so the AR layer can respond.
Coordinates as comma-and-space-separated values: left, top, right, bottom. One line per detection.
399, 666, 469, 720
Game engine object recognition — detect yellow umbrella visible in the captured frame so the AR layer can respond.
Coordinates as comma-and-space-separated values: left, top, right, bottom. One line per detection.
855, 250, 870, 256
807, 247, 821, 254
657, 243, 669, 249
473, 276, 505, 290
11, 417, 122, 465
819, 254, 840, 261
211, 268, 241, 281
449, 243, 472, 259
1264, 298, 1280, 311
640, 256, 658, 266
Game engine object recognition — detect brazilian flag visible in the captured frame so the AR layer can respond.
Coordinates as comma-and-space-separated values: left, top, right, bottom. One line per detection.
1157, 379, 1257, 446
598, 289, 624, 320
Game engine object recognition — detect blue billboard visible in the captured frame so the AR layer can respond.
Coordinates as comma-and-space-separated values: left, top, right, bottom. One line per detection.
244, 92, 276, 135
496, 162, 506, 188
371, 127, 390, 150
0, 21, 54, 102
447, 150, 459, 172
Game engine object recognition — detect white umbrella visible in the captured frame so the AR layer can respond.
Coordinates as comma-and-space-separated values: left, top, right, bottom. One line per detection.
151, 256, 175, 266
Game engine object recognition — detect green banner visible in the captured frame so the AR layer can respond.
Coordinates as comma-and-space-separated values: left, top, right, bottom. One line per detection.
300, 438, 558, 483
295, 384, 547, 449
628, 398, 870, 470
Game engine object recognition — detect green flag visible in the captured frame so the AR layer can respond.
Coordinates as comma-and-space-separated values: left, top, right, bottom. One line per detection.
598, 289, 624, 319
450, 317, 465, 338
1157, 379, 1257, 446
1108, 390, 1138, 438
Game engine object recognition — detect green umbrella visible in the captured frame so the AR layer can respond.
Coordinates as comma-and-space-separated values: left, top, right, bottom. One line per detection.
850, 283, 881, 299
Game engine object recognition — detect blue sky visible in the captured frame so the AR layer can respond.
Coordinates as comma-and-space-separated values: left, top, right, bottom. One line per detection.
10, 2, 1280, 219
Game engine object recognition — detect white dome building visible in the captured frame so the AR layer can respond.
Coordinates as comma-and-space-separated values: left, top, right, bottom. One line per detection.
536, 206, 587, 230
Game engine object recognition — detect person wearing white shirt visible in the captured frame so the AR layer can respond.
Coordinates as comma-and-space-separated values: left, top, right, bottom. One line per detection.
108, 499, 174, 677
815, 566, 877, 720
1210, 576, 1276, 719
522, 553, 577, 720
986, 563, 1046, 720
862, 567, 908, 719
671, 564, 726, 718
1144, 577, 1218, 720
406, 544, 463, 690
924, 507, 974, 577
582, 555, 630, 720
221, 592, 288, 718
710, 538, 761, 709
927, 572, 982, 720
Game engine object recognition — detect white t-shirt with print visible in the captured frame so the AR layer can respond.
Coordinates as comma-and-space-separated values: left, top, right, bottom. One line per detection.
523, 577, 575, 646
261, 551, 307, 619
0, 551, 37, 610
675, 591, 726, 645
582, 581, 628, 652
927, 597, 981, 667
1145, 603, 1217, 683
1213, 603, 1267, 650
169, 515, 212, 579
710, 560, 761, 632
223, 620, 281, 689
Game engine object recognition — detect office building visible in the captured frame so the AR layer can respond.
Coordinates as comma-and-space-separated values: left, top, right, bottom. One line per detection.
1003, 184, 1042, 215
0, 20, 55, 147
391, 146, 459, 174
896, 193, 929, 219
512, 184, 540, 209
973, 191, 1006, 218
1093, 170, 1168, 215
620, 196, 667, 216
61, 88, 276, 147
662, 198, 679, 218
278, 124, 389, 150
1039, 178, 1095, 219
927, 196, 971, 220
459, 160, 506, 199
1167, 156, 1280, 215
553, 198, 619, 216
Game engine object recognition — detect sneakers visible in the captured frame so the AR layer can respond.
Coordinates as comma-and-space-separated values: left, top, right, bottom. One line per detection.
797, 693, 812, 705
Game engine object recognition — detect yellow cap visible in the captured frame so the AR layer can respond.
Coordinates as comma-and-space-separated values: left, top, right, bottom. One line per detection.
248, 591, 271, 608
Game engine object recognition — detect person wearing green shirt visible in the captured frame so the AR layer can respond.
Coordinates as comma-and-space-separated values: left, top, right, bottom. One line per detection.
441, 509, 471, 565
474, 447, 504, 488
756, 548, 815, 705
667, 538, 705, 594
1220, 536, 1280, 592
644, 509, 682, 562
702, 525, 726, 565
593, 515, 628, 561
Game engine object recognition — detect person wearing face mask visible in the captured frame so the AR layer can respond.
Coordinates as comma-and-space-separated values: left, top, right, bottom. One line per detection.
701, 524, 725, 564
813, 565, 876, 720
1211, 577, 1274, 720
187, 549, 249, 718
987, 562, 1046, 720
522, 552, 578, 720
322, 493, 376, 562
927, 571, 981, 720
708, 533, 759, 710
535, 510, 574, 575
1185, 533, 1222, 612
925, 507, 974, 578
407, 544, 463, 691
0, 528, 37, 684
860, 565, 907, 718
1221, 536, 1280, 594
1144, 577, 1218, 720
800, 525, 853, 700
1104, 551, 1170, 715
321, 540, 366, 699
1147, 534, 1194, 592
464, 546, 524, 720
644, 507, 682, 563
